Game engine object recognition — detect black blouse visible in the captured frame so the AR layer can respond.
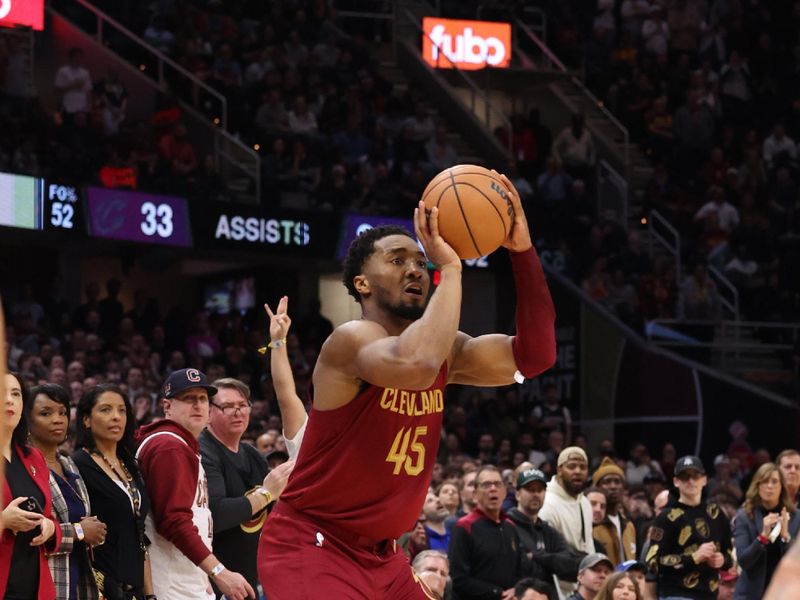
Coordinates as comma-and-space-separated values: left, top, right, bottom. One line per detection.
72, 449, 151, 588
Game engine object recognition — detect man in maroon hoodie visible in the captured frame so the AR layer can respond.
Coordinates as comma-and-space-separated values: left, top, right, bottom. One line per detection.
136, 368, 255, 600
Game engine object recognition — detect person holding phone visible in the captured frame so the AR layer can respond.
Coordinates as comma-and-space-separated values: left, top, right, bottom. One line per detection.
734, 462, 800, 599
28, 383, 107, 600
1, 372, 62, 600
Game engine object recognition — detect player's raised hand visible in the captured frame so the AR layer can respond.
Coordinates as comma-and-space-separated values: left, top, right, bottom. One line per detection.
264, 297, 292, 342
495, 171, 533, 253
414, 201, 461, 271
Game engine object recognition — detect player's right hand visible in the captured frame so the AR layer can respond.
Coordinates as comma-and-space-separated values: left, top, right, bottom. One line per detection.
414, 201, 461, 271
215, 569, 255, 600
265, 297, 292, 341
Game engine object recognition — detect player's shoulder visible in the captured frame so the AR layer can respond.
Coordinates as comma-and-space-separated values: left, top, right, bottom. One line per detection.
321, 320, 389, 351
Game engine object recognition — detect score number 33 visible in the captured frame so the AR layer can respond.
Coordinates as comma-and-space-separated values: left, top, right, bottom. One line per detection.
141, 202, 174, 238
386, 426, 427, 476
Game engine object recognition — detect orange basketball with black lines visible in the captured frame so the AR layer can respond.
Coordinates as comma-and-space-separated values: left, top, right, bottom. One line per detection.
421, 164, 514, 260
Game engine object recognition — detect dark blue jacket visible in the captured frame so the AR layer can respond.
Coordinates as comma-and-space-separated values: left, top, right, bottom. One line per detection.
733, 506, 800, 600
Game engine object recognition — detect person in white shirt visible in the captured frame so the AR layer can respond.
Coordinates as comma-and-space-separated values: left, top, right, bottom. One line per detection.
762, 123, 797, 171
54, 47, 92, 116
693, 185, 740, 233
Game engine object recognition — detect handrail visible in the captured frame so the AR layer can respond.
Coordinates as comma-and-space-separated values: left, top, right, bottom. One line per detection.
72, 0, 228, 129
514, 18, 566, 71
648, 210, 681, 284
598, 159, 628, 226
512, 20, 630, 178
707, 265, 740, 321
399, 8, 513, 157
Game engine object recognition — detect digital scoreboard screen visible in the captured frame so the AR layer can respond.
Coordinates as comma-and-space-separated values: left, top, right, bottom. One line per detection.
0, 171, 44, 230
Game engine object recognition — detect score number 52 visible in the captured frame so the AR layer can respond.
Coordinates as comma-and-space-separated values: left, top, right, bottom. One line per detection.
140, 202, 174, 238
386, 426, 427, 476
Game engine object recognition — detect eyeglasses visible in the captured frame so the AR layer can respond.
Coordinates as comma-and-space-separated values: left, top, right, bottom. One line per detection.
478, 480, 504, 489
211, 402, 252, 417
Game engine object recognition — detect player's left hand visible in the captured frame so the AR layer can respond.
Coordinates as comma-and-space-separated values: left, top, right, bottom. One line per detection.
495, 171, 533, 253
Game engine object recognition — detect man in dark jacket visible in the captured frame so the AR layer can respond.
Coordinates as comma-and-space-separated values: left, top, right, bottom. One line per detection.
507, 468, 581, 585
449, 465, 526, 599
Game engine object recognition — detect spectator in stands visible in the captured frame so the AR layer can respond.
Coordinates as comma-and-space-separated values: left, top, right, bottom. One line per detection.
159, 123, 198, 176
539, 447, 595, 595
54, 47, 92, 122
28, 383, 105, 600
136, 369, 254, 599
647, 456, 733, 599
94, 69, 128, 137
673, 88, 716, 176
708, 455, 744, 500
592, 458, 637, 565
287, 95, 318, 136
514, 465, 577, 563
734, 462, 800, 599
677, 263, 722, 321
255, 90, 290, 135
641, 5, 670, 57
403, 101, 436, 144
553, 114, 596, 182
333, 113, 372, 167
200, 376, 294, 597
718, 568, 738, 600
694, 185, 740, 235
73, 384, 153, 600
615, 560, 647, 595
777, 450, 800, 503
0, 373, 60, 600
567, 553, 614, 600
587, 487, 608, 529
438, 482, 460, 517
762, 122, 797, 172
514, 577, 553, 600
625, 443, 664, 486
530, 384, 572, 445
412, 550, 449, 600
426, 125, 458, 173
144, 15, 176, 54
593, 570, 642, 600
449, 465, 526, 600
421, 491, 451, 552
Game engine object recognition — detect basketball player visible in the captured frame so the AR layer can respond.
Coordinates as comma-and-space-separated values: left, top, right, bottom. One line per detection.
258, 174, 556, 599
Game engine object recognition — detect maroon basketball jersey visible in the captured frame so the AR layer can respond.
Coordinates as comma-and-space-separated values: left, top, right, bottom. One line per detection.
279, 363, 448, 540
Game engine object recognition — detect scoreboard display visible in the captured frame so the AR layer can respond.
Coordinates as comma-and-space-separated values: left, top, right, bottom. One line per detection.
86, 187, 193, 247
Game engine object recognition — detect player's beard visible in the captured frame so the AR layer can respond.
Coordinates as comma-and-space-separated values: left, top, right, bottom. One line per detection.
386, 300, 426, 321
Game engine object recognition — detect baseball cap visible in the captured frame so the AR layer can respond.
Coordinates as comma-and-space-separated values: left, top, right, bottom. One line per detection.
517, 468, 547, 489
616, 560, 647, 573
557, 446, 588, 467
674, 455, 705, 476
578, 553, 613, 573
265, 449, 290, 463
162, 368, 217, 399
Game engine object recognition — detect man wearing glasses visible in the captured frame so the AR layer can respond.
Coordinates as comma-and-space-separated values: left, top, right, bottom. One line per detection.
137, 369, 283, 600
449, 466, 526, 600
200, 377, 294, 598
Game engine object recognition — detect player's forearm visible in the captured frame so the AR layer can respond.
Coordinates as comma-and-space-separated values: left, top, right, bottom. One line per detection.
394, 263, 462, 373
511, 247, 557, 377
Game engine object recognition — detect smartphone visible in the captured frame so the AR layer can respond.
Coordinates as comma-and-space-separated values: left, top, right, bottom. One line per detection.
21, 496, 44, 514
21, 496, 43, 539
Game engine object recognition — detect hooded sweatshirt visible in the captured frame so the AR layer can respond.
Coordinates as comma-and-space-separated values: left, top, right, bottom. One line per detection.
538, 477, 595, 555
135, 420, 212, 564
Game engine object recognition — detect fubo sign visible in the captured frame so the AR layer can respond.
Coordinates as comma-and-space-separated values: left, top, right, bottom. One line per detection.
422, 17, 511, 70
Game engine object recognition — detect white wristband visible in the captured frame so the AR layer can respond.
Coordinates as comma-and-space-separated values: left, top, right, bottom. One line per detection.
209, 563, 226, 579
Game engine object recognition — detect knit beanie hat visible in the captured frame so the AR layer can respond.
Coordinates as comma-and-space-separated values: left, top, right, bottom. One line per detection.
592, 456, 625, 485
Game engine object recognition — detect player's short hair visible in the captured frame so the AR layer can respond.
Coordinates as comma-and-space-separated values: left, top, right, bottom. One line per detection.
212, 377, 251, 401
342, 225, 415, 302
412, 549, 449, 572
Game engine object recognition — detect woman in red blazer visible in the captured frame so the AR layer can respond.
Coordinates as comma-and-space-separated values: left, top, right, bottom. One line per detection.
1, 372, 61, 600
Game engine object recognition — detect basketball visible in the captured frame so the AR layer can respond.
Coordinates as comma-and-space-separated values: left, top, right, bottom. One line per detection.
421, 164, 515, 260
